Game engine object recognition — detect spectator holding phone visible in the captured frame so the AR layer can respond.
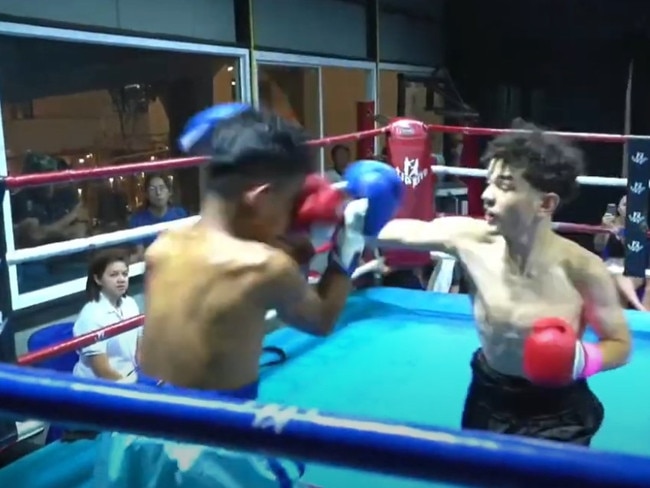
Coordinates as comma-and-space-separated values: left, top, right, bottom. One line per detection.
594, 195, 647, 310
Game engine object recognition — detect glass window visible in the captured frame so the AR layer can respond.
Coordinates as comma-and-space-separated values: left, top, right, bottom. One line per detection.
379, 69, 445, 155
257, 64, 321, 167
322, 67, 372, 177
0, 34, 243, 297
379, 69, 400, 119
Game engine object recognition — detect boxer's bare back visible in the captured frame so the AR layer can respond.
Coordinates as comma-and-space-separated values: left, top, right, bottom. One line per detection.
140, 224, 284, 390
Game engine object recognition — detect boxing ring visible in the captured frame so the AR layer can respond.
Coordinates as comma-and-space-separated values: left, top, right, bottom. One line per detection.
1, 120, 650, 487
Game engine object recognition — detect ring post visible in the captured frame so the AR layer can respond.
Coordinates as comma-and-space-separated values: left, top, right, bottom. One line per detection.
0, 177, 15, 362
0, 363, 647, 487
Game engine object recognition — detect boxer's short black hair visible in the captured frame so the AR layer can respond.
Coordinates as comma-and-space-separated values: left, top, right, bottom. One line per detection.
206, 108, 316, 195
482, 118, 584, 204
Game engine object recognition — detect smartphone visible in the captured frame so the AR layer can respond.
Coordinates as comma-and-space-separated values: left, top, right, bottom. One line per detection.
606, 203, 617, 215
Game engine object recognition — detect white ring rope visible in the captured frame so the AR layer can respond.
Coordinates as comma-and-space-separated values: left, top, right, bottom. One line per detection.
6, 216, 201, 265
5, 182, 350, 266
431, 166, 629, 187
4, 177, 643, 277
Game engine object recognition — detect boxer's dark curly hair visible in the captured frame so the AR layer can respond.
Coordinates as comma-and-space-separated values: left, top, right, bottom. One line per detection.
482, 118, 584, 204
206, 108, 316, 195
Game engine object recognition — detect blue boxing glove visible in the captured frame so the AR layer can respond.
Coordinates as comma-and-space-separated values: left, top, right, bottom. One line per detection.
330, 160, 403, 275
178, 102, 251, 155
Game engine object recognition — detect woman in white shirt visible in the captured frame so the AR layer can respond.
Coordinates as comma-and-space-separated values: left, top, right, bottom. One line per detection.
73, 249, 141, 382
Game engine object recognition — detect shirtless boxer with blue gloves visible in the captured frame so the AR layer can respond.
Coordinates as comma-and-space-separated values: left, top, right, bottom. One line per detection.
376, 118, 631, 446
93, 103, 402, 487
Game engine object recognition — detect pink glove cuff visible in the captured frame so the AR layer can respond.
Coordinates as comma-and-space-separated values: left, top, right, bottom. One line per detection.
581, 342, 604, 378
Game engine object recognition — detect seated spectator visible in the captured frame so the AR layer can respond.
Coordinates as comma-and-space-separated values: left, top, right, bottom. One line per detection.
96, 181, 130, 233
12, 153, 88, 248
594, 195, 647, 311
325, 144, 351, 183
72, 250, 141, 382
129, 173, 187, 261
11, 153, 90, 291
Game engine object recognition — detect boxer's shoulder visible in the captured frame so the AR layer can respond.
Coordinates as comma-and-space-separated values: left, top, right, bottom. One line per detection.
262, 246, 307, 298
263, 245, 300, 280
145, 226, 276, 280
145, 227, 184, 260
557, 236, 610, 284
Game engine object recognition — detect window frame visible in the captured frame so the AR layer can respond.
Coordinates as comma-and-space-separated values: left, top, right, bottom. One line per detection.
0, 21, 251, 311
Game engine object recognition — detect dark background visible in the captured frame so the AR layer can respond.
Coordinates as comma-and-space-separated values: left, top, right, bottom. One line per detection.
443, 0, 650, 249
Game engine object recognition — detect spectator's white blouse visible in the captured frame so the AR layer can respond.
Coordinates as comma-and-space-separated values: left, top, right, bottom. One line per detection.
72, 293, 141, 381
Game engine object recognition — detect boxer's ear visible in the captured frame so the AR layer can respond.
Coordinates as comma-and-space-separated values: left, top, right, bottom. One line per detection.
243, 183, 272, 207
539, 192, 560, 215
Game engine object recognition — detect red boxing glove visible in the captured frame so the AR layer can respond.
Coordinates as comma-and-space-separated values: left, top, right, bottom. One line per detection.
523, 317, 580, 386
291, 174, 345, 232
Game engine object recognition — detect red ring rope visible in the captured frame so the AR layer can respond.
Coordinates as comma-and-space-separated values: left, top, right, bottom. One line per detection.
3, 128, 388, 189
4, 122, 643, 190
17, 315, 144, 366
552, 221, 639, 236
426, 123, 639, 143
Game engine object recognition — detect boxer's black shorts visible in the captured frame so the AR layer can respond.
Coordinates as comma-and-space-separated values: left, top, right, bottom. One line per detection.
461, 349, 604, 446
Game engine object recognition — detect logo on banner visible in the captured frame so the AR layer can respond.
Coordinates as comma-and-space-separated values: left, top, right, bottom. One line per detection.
396, 157, 429, 188
628, 240, 644, 253
629, 211, 646, 225
632, 152, 648, 165
630, 182, 646, 195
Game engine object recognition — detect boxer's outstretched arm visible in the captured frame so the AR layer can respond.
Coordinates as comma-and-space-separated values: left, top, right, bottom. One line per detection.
573, 249, 632, 371
372, 216, 486, 254
270, 252, 351, 337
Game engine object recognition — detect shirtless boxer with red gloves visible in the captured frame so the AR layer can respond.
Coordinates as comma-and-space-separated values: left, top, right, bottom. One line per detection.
93, 103, 402, 488
375, 118, 631, 446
